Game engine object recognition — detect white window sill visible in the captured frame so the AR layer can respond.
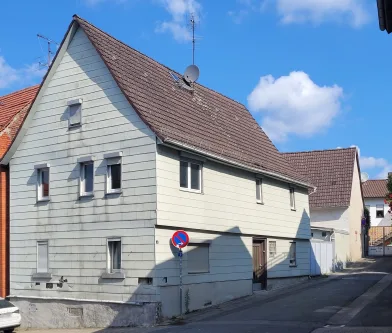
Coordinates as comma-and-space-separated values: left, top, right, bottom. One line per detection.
256, 201, 264, 205
180, 187, 202, 194
101, 271, 125, 280
188, 271, 209, 275
37, 198, 50, 203
79, 193, 94, 199
106, 189, 122, 195
69, 123, 82, 129
291, 208, 296, 211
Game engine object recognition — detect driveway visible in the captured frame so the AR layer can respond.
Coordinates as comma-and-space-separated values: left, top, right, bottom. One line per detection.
13, 257, 392, 333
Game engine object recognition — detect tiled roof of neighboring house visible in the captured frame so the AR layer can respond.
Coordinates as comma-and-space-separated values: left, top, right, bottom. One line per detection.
362, 179, 387, 198
0, 85, 39, 158
283, 148, 358, 208
70, 16, 310, 186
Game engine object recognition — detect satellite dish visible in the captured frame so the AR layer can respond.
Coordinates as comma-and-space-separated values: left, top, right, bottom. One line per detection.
183, 65, 200, 83
361, 172, 369, 183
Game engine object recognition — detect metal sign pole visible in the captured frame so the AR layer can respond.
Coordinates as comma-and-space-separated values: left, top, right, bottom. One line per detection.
179, 248, 183, 316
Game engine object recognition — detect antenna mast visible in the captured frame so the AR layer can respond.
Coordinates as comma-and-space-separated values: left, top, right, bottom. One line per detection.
37, 34, 58, 68
190, 14, 196, 65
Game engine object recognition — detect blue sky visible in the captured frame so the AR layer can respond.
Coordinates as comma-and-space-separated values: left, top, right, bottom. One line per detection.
0, 0, 390, 178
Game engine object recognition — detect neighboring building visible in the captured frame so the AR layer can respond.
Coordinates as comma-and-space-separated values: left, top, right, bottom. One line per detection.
362, 179, 390, 226
1, 16, 313, 329
284, 148, 364, 269
0, 85, 39, 298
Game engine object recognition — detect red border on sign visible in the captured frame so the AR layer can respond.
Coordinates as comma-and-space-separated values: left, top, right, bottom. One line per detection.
171, 230, 189, 248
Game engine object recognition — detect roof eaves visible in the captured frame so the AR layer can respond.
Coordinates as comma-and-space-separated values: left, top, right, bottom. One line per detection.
163, 138, 314, 189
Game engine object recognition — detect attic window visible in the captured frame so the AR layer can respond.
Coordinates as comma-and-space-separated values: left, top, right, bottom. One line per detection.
67, 99, 82, 128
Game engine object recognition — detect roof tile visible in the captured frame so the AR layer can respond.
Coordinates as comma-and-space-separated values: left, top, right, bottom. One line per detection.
362, 179, 387, 198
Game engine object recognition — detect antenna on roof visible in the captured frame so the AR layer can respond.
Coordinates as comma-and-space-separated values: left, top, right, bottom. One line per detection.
361, 172, 369, 183
190, 13, 196, 65
37, 34, 59, 68
181, 13, 200, 86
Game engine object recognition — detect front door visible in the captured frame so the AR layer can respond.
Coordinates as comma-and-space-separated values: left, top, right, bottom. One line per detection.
253, 239, 267, 289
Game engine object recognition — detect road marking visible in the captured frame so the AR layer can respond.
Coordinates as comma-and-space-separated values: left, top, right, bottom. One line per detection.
327, 274, 392, 326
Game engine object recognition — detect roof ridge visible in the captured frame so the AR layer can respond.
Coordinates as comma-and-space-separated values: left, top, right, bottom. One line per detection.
283, 147, 356, 155
0, 84, 40, 99
72, 15, 247, 111
364, 179, 387, 182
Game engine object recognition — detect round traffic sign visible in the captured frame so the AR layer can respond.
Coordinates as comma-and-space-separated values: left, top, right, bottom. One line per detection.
171, 230, 189, 248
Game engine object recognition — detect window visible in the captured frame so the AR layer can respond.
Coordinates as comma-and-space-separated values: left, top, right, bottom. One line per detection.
37, 241, 48, 273
376, 205, 385, 218
269, 241, 276, 258
187, 243, 209, 273
107, 238, 122, 273
68, 99, 82, 128
289, 187, 295, 210
289, 242, 296, 266
256, 178, 263, 203
80, 162, 94, 196
106, 159, 122, 194
322, 231, 327, 237
180, 160, 201, 192
37, 167, 50, 201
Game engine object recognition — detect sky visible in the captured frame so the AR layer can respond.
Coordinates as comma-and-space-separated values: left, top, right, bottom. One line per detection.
0, 0, 390, 179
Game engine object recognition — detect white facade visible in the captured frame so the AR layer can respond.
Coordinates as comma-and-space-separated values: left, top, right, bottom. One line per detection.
7, 26, 312, 328
365, 198, 389, 226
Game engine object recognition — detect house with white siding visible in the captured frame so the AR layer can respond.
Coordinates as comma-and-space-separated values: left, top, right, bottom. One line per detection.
284, 148, 365, 270
2, 15, 313, 329
362, 178, 390, 226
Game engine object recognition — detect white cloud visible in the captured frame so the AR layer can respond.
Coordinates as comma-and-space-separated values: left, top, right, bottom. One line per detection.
156, 0, 201, 42
0, 56, 45, 91
247, 71, 343, 142
276, 0, 371, 27
352, 145, 392, 179
228, 0, 270, 24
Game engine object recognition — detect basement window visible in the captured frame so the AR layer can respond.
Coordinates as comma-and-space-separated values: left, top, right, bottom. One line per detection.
107, 238, 122, 273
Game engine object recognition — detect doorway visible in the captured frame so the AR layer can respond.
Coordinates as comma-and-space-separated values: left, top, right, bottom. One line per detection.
252, 239, 267, 289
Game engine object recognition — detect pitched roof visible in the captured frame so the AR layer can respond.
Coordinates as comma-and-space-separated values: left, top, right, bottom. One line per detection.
0, 85, 39, 159
283, 148, 358, 208
70, 15, 310, 186
362, 179, 388, 198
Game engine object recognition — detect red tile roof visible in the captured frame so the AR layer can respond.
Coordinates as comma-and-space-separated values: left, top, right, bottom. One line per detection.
283, 148, 358, 208
0, 85, 39, 158
72, 15, 310, 186
362, 179, 387, 198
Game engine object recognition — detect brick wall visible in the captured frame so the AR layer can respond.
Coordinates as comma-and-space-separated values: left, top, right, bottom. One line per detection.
0, 166, 8, 297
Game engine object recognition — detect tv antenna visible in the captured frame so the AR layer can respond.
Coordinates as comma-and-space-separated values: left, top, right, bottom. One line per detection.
37, 34, 59, 68
190, 13, 196, 65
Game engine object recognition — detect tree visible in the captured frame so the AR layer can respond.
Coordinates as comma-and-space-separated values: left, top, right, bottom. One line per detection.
364, 206, 371, 229
385, 174, 392, 215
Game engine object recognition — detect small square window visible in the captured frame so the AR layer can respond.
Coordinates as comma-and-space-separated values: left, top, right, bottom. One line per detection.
106, 158, 122, 194
80, 162, 94, 196
37, 168, 50, 201
289, 187, 295, 210
180, 160, 202, 192
69, 103, 82, 128
321, 231, 327, 237
256, 178, 263, 203
107, 238, 121, 273
269, 241, 276, 258
37, 241, 48, 273
187, 243, 209, 273
289, 242, 296, 266
376, 204, 385, 218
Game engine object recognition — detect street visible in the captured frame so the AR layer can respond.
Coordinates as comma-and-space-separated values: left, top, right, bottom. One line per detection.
16, 257, 392, 333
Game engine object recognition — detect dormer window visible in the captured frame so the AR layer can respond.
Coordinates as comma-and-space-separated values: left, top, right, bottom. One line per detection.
67, 98, 82, 128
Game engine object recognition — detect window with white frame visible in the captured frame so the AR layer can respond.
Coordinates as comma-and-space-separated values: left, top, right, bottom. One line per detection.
269, 241, 276, 258
37, 241, 48, 273
289, 242, 296, 266
68, 99, 82, 128
376, 204, 385, 218
289, 187, 295, 210
180, 160, 201, 192
80, 161, 94, 196
107, 238, 122, 273
106, 158, 122, 194
187, 243, 209, 273
37, 167, 50, 201
256, 178, 263, 203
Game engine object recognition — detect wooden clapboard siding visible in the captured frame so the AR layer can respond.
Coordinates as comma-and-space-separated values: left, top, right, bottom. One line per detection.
156, 145, 311, 239
9, 28, 158, 302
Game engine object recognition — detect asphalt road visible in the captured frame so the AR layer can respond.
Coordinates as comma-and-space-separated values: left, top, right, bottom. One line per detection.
13, 257, 392, 333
